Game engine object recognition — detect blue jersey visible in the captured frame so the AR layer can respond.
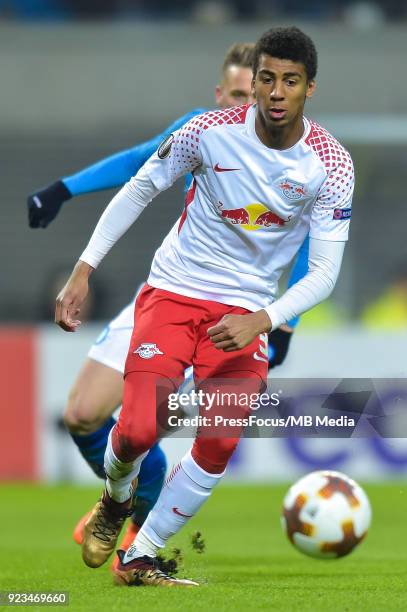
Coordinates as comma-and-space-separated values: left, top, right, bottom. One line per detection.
62, 107, 308, 329
63, 108, 206, 195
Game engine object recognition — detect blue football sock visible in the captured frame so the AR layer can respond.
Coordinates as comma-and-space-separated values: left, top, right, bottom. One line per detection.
70, 419, 167, 525
70, 417, 116, 479
133, 443, 167, 526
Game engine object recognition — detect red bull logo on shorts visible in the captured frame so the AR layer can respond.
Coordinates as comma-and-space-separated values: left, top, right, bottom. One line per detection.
217, 201, 287, 231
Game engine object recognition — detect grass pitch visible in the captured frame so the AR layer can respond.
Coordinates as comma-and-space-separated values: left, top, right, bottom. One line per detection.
0, 483, 406, 611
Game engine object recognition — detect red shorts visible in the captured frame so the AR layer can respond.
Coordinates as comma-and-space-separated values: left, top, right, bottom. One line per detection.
125, 284, 268, 383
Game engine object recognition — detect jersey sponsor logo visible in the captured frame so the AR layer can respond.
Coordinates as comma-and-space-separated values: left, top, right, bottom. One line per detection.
217, 201, 288, 232
172, 507, 193, 518
157, 134, 174, 159
253, 332, 269, 363
134, 342, 164, 359
214, 163, 241, 173
333, 207, 352, 220
278, 177, 307, 201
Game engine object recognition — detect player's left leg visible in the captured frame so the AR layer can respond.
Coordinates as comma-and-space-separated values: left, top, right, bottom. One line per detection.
64, 358, 123, 475
118, 371, 263, 567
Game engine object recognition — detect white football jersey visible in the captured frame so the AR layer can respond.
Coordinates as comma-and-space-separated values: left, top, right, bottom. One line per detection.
143, 104, 354, 312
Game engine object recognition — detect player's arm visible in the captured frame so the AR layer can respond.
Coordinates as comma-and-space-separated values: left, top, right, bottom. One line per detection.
27, 108, 205, 229
55, 118, 204, 331
209, 152, 354, 351
208, 239, 345, 351
268, 235, 309, 369
262, 238, 345, 331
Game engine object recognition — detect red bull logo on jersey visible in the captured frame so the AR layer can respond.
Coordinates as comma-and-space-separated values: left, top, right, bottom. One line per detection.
217, 201, 287, 231
278, 177, 307, 201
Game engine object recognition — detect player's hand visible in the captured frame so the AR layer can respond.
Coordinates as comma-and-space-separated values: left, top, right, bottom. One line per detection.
207, 310, 272, 352
268, 325, 294, 369
55, 261, 94, 332
27, 180, 72, 228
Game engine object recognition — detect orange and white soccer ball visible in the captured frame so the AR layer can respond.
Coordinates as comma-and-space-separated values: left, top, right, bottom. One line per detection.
281, 470, 372, 559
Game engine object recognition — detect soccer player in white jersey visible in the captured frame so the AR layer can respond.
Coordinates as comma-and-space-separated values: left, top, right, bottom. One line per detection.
55, 27, 354, 586
51, 43, 255, 568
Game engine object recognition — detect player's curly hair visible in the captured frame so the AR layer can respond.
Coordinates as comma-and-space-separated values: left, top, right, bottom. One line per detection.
253, 27, 318, 82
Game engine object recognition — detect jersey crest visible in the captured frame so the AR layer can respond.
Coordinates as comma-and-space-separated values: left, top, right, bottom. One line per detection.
278, 177, 307, 201
134, 343, 164, 359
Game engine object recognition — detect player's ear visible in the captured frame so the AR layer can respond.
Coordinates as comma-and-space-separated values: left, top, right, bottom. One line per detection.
215, 85, 222, 105
306, 79, 316, 99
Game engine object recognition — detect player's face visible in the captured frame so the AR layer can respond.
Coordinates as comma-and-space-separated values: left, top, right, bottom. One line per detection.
253, 54, 316, 143
215, 65, 255, 108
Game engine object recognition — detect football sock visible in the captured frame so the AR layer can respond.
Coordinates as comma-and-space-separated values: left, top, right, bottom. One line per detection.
125, 529, 158, 559
70, 419, 167, 519
70, 417, 116, 479
123, 450, 224, 561
105, 429, 148, 503
132, 443, 167, 526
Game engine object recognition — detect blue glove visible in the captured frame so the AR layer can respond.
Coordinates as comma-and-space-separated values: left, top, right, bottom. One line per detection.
27, 180, 72, 228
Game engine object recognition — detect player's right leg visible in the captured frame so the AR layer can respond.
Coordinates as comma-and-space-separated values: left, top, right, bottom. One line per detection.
81, 286, 196, 579
82, 373, 178, 569
63, 305, 167, 550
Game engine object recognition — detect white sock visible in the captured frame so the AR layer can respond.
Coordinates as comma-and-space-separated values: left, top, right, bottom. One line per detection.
123, 449, 224, 561
125, 530, 158, 560
104, 430, 148, 503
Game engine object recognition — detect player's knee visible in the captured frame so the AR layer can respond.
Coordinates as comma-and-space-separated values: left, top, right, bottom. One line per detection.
113, 423, 157, 462
191, 437, 239, 474
113, 370, 171, 461
63, 387, 105, 435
